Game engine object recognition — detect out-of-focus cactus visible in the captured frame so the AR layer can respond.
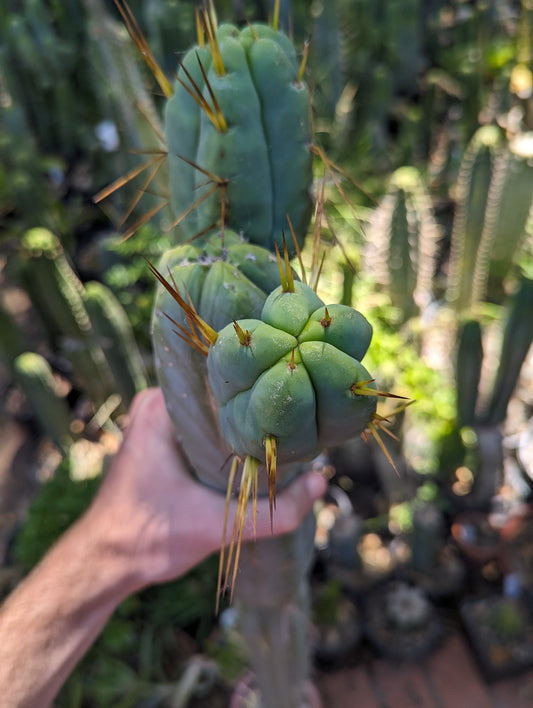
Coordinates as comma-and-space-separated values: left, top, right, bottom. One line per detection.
18, 228, 122, 410
447, 129, 533, 311
365, 166, 439, 321
164, 20, 313, 251
447, 126, 502, 314
451, 277, 533, 505
83, 280, 148, 407
0, 300, 28, 371
13, 352, 73, 453
483, 277, 533, 425
456, 319, 483, 428
474, 132, 533, 302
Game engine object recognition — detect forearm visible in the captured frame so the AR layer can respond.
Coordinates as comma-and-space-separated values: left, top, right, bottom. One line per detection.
0, 512, 134, 708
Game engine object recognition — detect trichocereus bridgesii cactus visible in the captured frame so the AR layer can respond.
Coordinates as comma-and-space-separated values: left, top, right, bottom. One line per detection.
164, 13, 312, 251
151, 244, 402, 598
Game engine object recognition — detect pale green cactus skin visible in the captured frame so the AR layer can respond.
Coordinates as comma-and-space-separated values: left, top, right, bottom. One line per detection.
14, 351, 73, 453
152, 230, 292, 488
165, 23, 313, 252
447, 125, 501, 313
83, 281, 148, 407
207, 282, 376, 464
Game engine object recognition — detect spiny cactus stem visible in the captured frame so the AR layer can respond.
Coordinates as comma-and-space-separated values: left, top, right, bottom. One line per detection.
233, 320, 252, 346
148, 259, 217, 351
113, 0, 173, 98
176, 59, 227, 132
350, 380, 397, 399
265, 435, 278, 531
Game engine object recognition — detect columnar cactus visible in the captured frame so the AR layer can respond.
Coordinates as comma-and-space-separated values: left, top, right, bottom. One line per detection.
365, 166, 439, 321
115, 3, 398, 706
164, 17, 313, 251
447, 128, 533, 311
14, 352, 73, 453
446, 125, 501, 314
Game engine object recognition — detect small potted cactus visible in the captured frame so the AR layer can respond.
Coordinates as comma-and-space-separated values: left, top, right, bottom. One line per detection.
460, 594, 533, 679
364, 580, 442, 661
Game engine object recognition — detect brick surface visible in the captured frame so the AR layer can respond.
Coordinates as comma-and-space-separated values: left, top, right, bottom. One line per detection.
371, 659, 437, 708
427, 635, 496, 708
315, 665, 379, 708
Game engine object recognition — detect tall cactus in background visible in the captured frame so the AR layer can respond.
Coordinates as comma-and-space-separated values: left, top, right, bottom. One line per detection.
13, 352, 74, 453
446, 125, 502, 314
18, 227, 147, 414
453, 277, 533, 506
112, 2, 399, 705
365, 166, 439, 321
447, 127, 533, 312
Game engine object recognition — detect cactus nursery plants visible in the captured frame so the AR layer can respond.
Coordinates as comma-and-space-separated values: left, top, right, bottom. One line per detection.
102, 2, 406, 706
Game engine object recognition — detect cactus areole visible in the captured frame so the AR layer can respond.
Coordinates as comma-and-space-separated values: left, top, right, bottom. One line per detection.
164, 21, 313, 252
207, 281, 377, 465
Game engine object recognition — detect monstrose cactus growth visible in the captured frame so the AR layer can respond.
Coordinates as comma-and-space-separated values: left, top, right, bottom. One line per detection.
110, 2, 402, 706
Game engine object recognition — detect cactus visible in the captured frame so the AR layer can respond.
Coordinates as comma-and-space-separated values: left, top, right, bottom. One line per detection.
366, 166, 439, 321
164, 17, 313, 251
0, 299, 28, 371
18, 228, 115, 408
13, 352, 73, 453
116, 4, 400, 706
447, 128, 533, 311
456, 319, 483, 428
447, 125, 502, 314
473, 132, 533, 304
83, 280, 148, 407
207, 281, 377, 467
483, 277, 533, 425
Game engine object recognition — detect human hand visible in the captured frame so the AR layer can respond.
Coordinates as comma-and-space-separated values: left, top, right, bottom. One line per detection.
83, 388, 326, 595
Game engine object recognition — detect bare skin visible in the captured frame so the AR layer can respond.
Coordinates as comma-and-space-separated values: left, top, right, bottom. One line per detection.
0, 388, 326, 708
